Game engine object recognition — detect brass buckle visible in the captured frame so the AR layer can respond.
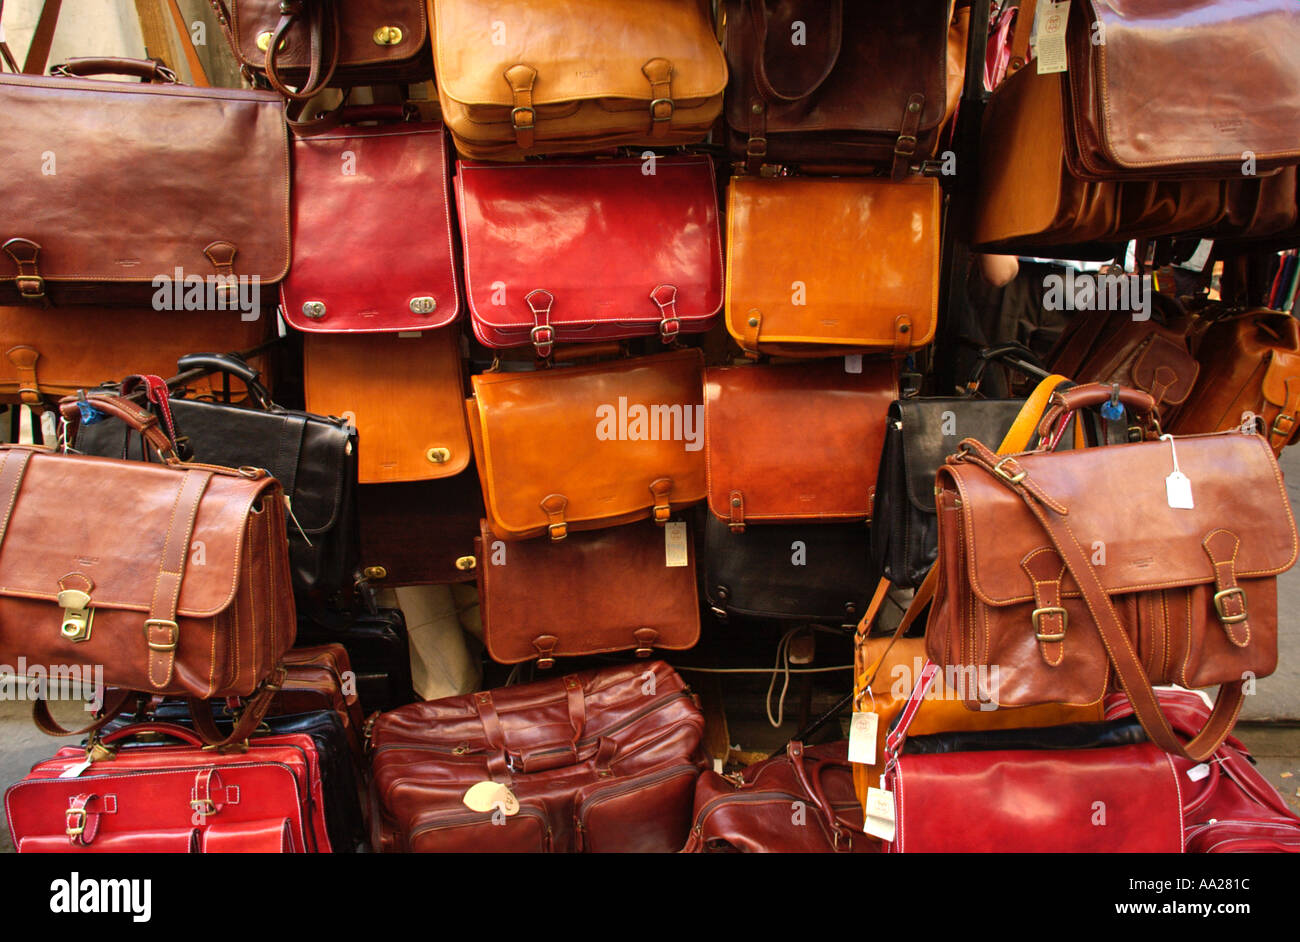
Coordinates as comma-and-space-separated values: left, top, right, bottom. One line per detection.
894, 133, 918, 157
1213, 587, 1248, 624
65, 808, 86, 838
189, 798, 216, 816
993, 457, 1027, 484
1031, 606, 1068, 642
144, 618, 179, 651
1271, 414, 1295, 437
649, 97, 674, 122
510, 106, 535, 131
18, 276, 45, 299
745, 136, 767, 158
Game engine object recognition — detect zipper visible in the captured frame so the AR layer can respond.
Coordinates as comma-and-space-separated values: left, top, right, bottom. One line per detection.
408, 804, 551, 851
575, 763, 699, 843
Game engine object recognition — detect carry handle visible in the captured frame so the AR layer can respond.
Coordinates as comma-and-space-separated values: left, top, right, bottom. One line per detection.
175, 352, 273, 409
49, 57, 179, 83
1036, 382, 1159, 444
472, 676, 587, 779
785, 742, 858, 851
747, 0, 843, 102
58, 392, 181, 464
99, 721, 205, 748
261, 0, 341, 102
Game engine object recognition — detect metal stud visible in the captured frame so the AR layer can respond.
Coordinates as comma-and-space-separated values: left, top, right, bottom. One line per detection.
302, 301, 326, 319
409, 296, 437, 315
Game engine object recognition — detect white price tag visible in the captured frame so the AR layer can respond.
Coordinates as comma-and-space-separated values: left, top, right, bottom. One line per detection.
1187, 763, 1211, 783
1180, 239, 1214, 272
1036, 1, 1071, 75
664, 521, 688, 567
58, 758, 94, 779
844, 355, 863, 375
1161, 435, 1193, 509
863, 786, 896, 843
847, 711, 878, 766
40, 409, 58, 445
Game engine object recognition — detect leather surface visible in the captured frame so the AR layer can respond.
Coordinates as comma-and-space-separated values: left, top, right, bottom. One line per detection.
369, 661, 707, 852
1, 71, 289, 302
725, 177, 939, 352
357, 476, 483, 586
432, 0, 726, 158
704, 359, 895, 524
478, 518, 700, 664
302, 328, 470, 483
456, 156, 722, 349
467, 349, 706, 540
296, 607, 413, 714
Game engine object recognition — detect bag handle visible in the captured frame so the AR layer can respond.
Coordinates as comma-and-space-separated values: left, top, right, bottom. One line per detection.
175, 352, 274, 409
58, 392, 181, 464
747, 0, 843, 103
1035, 382, 1159, 444
784, 742, 858, 851
472, 675, 587, 779
1006, 0, 1037, 75
98, 720, 205, 748
261, 0, 340, 102
49, 57, 179, 83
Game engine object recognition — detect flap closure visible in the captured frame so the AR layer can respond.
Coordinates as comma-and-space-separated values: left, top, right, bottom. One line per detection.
943, 433, 1297, 606
432, 0, 726, 109
1262, 349, 1300, 410
457, 156, 722, 332
897, 398, 1028, 514
1131, 333, 1197, 406
230, 0, 428, 70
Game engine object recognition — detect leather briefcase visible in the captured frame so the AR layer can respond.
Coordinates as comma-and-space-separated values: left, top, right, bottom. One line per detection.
702, 515, 873, 625
369, 661, 708, 852
213, 0, 434, 99
1, 58, 289, 306
725, 177, 939, 356
296, 606, 414, 714
282, 110, 460, 334
75, 354, 358, 596
357, 476, 483, 587
430, 0, 727, 159
456, 156, 723, 355
6, 721, 332, 852
476, 518, 700, 666
704, 359, 895, 529
467, 349, 707, 541
683, 741, 875, 854
0, 393, 296, 711
925, 384, 1298, 761
303, 328, 470, 484
723, 0, 954, 176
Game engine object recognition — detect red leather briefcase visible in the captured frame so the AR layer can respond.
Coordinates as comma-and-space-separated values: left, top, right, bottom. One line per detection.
281, 110, 460, 333
5, 722, 331, 853
455, 155, 723, 355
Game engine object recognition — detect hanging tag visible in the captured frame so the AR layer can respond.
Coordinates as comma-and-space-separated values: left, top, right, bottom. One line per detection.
58, 758, 94, 779
1160, 434, 1194, 509
1186, 763, 1211, 783
847, 711, 878, 766
1036, 1, 1071, 75
664, 521, 688, 567
18, 405, 35, 444
40, 410, 57, 445
397, 331, 423, 339
843, 355, 863, 375
1180, 239, 1214, 272
863, 786, 896, 842
462, 781, 519, 816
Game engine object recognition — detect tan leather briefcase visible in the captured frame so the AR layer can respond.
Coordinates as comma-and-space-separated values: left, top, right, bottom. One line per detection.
725, 177, 939, 356
467, 349, 706, 541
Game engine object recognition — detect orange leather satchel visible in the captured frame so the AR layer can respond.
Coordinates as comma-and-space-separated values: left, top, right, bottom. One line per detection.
302, 328, 469, 484
725, 177, 940, 356
467, 349, 706, 541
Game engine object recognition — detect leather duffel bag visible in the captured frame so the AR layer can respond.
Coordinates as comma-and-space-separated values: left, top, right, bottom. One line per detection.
430, 0, 726, 159
456, 156, 723, 355
368, 660, 708, 852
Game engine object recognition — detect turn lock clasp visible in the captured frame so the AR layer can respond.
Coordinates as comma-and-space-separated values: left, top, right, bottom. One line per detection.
57, 589, 94, 643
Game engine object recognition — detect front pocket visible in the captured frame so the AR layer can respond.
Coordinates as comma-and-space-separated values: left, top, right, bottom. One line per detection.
575, 763, 700, 853
407, 803, 552, 853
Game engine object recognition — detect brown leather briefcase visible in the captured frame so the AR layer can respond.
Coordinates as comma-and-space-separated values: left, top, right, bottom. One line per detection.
703, 359, 896, 529
467, 349, 707, 541
476, 518, 700, 666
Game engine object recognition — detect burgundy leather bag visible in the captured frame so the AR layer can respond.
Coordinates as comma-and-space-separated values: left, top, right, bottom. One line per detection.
5, 721, 331, 853
369, 661, 708, 852
456, 156, 723, 356
282, 110, 460, 333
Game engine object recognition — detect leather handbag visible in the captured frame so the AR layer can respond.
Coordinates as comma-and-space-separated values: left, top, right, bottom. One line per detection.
476, 518, 700, 667
430, 0, 727, 159
1172, 308, 1300, 456
6, 721, 332, 853
1, 55, 289, 306
368, 661, 708, 853
725, 177, 940, 356
303, 328, 470, 484
723, 0, 955, 175
467, 349, 706, 541
1, 305, 270, 406
702, 515, 873, 626
0, 393, 296, 739
704, 359, 896, 529
358, 476, 484, 587
456, 156, 723, 355
925, 383, 1298, 761
212, 0, 434, 100
282, 110, 460, 334
682, 741, 875, 853
75, 354, 358, 596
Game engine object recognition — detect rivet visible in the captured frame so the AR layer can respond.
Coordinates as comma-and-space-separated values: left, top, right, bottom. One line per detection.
747, 317, 758, 327
908, 100, 921, 114
751, 102, 764, 115
900, 324, 910, 333
731, 497, 741, 507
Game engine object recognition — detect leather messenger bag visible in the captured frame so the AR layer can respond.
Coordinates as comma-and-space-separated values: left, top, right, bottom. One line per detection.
926, 384, 1298, 761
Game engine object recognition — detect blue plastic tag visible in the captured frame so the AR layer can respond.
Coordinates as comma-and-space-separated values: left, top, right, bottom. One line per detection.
1100, 399, 1125, 422
77, 401, 106, 425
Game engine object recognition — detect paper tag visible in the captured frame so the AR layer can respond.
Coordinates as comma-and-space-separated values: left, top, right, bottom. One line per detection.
844, 355, 863, 375
1187, 763, 1211, 783
462, 781, 519, 816
40, 409, 57, 445
863, 786, 896, 842
1166, 470, 1194, 509
1180, 239, 1214, 272
58, 758, 94, 779
847, 711, 879, 766
664, 521, 688, 567
1036, 1, 1071, 74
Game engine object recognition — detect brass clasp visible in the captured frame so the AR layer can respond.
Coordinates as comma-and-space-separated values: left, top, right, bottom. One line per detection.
57, 589, 94, 643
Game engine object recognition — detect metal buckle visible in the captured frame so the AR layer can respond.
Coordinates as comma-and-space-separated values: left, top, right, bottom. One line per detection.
649, 97, 674, 122
65, 808, 86, 838
993, 457, 1027, 484
659, 317, 680, 342
1031, 606, 1068, 642
745, 135, 767, 158
894, 134, 918, 157
18, 276, 45, 299
189, 798, 216, 816
1271, 414, 1295, 437
530, 325, 554, 343
510, 106, 535, 131
144, 618, 179, 652
1213, 587, 1248, 624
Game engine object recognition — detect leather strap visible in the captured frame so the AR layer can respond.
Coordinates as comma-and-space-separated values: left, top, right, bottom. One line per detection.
1267, 375, 1300, 453
3, 237, 44, 299
186, 667, 287, 750
891, 93, 926, 180
49, 57, 178, 82
649, 477, 673, 524
32, 688, 134, 738
540, 493, 568, 541
15, 0, 62, 75
263, 0, 340, 101
748, 0, 843, 102
650, 284, 680, 343
472, 690, 511, 781
525, 289, 555, 358
531, 634, 559, 669
1202, 529, 1250, 647
58, 392, 180, 464
145, 469, 212, 690
642, 57, 674, 137
505, 64, 538, 150
632, 627, 658, 658
741, 308, 763, 356
1007, 0, 1037, 75
727, 488, 745, 533
0, 448, 34, 551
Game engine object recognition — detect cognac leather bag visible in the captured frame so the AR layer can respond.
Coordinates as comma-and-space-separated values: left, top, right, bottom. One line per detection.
456, 156, 723, 355
723, 0, 954, 175
467, 349, 706, 541
704, 359, 896, 529
430, 0, 726, 159
725, 177, 940, 356
303, 328, 470, 484
477, 518, 700, 666
926, 384, 1298, 761
1, 58, 289, 305
369, 661, 708, 853
283, 111, 459, 334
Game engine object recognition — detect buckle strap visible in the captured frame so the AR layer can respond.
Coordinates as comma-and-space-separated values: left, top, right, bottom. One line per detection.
3, 238, 44, 300
650, 284, 680, 343
540, 493, 568, 541
505, 64, 538, 150
649, 478, 673, 524
147, 469, 212, 690
1202, 529, 1250, 646
1021, 549, 1068, 666
727, 489, 745, 533
891, 93, 925, 181
531, 634, 559, 669
632, 627, 659, 658
526, 288, 555, 358
5, 346, 40, 404
642, 58, 673, 137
